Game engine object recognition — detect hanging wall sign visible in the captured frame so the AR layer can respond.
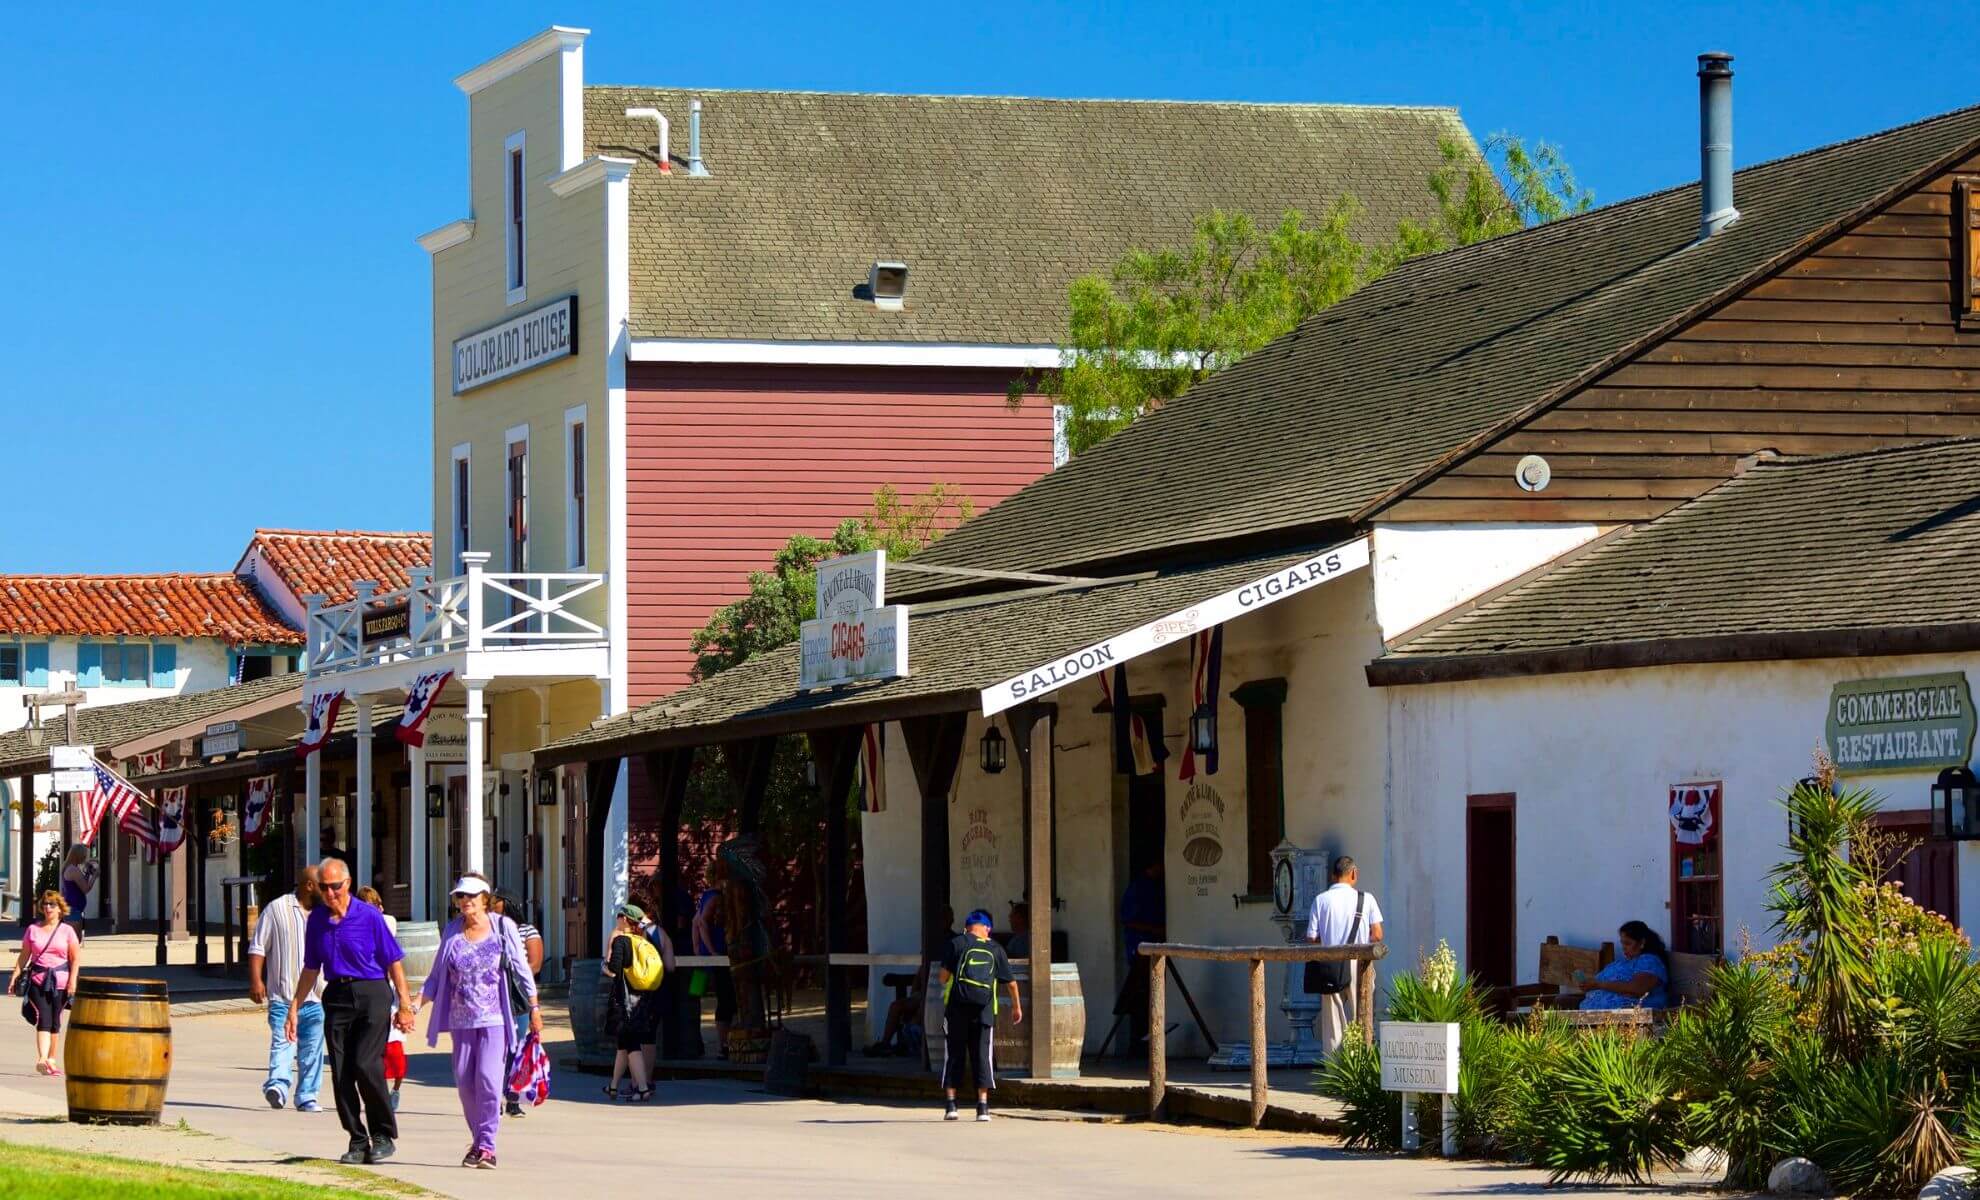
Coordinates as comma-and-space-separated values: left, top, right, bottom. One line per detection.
1826, 672, 1977, 775
1179, 781, 1225, 897
452, 295, 579, 394
799, 550, 909, 690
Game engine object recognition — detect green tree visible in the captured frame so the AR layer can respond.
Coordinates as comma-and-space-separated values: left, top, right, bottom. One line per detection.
687, 483, 973, 680
1020, 133, 1593, 457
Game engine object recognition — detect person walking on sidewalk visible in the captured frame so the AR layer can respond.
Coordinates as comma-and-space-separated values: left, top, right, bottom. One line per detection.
286, 858, 413, 1165
937, 909, 1020, 1123
1304, 855, 1384, 1057
9, 891, 80, 1076
249, 866, 324, 1113
59, 847, 96, 942
603, 904, 659, 1102
491, 889, 543, 1117
416, 876, 541, 1170
355, 886, 408, 1112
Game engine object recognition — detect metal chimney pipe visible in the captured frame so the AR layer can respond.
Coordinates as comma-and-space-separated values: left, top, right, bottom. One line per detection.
1697, 52, 1738, 239
688, 99, 710, 177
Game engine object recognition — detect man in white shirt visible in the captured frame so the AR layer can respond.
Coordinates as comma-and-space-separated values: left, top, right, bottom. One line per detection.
1304, 855, 1384, 1057
249, 866, 326, 1112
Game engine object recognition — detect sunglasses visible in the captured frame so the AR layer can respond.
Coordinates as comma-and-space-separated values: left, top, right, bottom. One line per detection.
321, 881, 348, 892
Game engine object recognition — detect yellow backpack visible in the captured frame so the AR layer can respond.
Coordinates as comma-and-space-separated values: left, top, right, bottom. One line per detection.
624, 933, 664, 992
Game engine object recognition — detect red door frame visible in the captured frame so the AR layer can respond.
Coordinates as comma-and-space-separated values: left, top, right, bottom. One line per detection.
1466, 793, 1517, 1000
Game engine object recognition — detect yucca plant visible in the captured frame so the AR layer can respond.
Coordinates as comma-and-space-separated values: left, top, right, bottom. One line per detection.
1317, 1032, 1401, 1150
1668, 960, 1795, 1188
1769, 776, 1882, 1052
1520, 1030, 1688, 1184
1810, 1053, 1958, 1197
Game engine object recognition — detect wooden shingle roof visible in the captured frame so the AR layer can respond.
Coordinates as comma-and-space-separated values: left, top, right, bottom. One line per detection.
899, 103, 1980, 586
0, 674, 302, 775
1371, 438, 1980, 683
585, 88, 1474, 344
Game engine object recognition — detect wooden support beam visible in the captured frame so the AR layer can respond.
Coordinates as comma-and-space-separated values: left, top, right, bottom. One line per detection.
1249, 957, 1267, 1129
724, 738, 777, 835
1357, 953, 1379, 1046
583, 757, 622, 959
16, 775, 33, 926
641, 748, 694, 1058
1010, 702, 1056, 1080
901, 713, 966, 1008
1148, 952, 1167, 1116
808, 728, 862, 1068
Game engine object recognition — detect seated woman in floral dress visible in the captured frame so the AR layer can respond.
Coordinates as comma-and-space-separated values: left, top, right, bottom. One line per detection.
1574, 920, 1671, 1010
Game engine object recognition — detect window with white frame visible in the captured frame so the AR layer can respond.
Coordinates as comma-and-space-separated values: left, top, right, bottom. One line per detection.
565, 406, 587, 569
452, 444, 472, 574
505, 130, 527, 302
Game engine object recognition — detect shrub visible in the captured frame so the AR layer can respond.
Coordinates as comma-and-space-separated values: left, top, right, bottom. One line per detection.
1667, 960, 1795, 1188
1808, 1053, 1958, 1197
1318, 1032, 1400, 1150
1519, 1030, 1687, 1184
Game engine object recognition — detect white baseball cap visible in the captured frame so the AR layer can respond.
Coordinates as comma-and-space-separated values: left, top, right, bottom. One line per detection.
450, 876, 491, 897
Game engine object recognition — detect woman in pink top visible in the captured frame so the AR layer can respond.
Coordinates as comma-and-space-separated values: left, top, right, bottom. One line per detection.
8, 891, 81, 1075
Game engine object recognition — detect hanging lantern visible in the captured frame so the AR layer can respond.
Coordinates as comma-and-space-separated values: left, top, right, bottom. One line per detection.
1190, 703, 1216, 755
980, 725, 1007, 774
425, 784, 445, 819
535, 772, 559, 807
803, 757, 818, 789
1932, 766, 1980, 840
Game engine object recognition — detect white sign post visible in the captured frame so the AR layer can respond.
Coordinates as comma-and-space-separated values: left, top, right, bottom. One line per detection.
50, 744, 96, 794
799, 550, 910, 690
1380, 1020, 1460, 1156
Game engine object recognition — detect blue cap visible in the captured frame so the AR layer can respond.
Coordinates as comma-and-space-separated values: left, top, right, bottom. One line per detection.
965, 909, 995, 930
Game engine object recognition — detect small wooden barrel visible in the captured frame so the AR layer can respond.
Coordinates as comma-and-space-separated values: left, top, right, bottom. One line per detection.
65, 978, 171, 1125
394, 920, 441, 989
926, 961, 1085, 1080
567, 959, 611, 1065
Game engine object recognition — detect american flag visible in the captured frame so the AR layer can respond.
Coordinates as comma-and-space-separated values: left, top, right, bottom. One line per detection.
78, 760, 153, 848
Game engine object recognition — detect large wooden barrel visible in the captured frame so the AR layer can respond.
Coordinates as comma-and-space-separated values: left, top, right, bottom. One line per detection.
65, 978, 171, 1125
567, 958, 611, 1065
394, 921, 441, 989
926, 961, 1085, 1080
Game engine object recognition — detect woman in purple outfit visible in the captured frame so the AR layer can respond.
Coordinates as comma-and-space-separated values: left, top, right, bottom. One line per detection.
414, 876, 541, 1169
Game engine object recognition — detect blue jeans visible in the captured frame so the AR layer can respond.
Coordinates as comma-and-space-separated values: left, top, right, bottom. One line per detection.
266, 997, 325, 1105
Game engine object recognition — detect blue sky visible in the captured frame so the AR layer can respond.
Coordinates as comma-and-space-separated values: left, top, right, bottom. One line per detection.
5, 1, 1975, 571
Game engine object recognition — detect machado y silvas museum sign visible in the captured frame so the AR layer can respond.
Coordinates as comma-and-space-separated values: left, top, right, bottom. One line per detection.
800, 550, 909, 690
1826, 672, 1977, 775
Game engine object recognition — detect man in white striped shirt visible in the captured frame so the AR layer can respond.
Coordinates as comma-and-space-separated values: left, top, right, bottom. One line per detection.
249, 867, 326, 1112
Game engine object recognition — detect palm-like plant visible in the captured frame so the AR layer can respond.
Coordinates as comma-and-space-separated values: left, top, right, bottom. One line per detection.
1668, 961, 1795, 1188
1525, 1031, 1687, 1184
1768, 777, 1881, 1051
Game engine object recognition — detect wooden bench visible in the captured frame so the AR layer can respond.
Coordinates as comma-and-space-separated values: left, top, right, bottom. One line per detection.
1509, 936, 1614, 1011
1545, 948, 1720, 1034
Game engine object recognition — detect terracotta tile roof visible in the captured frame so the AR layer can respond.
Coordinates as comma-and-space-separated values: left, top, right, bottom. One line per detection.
1372, 438, 1980, 682
244, 530, 433, 606
586, 88, 1475, 343
898, 103, 1980, 587
0, 575, 300, 646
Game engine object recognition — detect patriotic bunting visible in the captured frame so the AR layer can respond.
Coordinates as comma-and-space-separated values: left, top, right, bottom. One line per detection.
154, 786, 188, 858
77, 761, 148, 847
1177, 626, 1224, 782
300, 690, 345, 756
396, 669, 454, 747
134, 749, 166, 776
859, 724, 886, 814
242, 774, 277, 847
1100, 664, 1168, 778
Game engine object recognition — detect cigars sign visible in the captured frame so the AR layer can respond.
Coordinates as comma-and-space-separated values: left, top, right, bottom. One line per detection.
452, 296, 578, 394
799, 551, 910, 690
980, 537, 1371, 716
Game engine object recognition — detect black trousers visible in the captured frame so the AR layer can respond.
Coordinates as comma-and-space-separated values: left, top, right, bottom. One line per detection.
323, 979, 397, 1145
940, 1007, 995, 1094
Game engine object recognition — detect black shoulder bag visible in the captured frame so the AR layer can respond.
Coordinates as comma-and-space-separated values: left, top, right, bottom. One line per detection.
1303, 891, 1365, 996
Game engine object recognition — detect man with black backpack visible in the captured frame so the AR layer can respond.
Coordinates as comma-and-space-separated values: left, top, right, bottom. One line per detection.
937, 909, 1021, 1122
1304, 856, 1384, 1058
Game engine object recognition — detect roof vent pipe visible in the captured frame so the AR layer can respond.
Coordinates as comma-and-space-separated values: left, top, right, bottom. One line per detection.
1697, 52, 1739, 239
687, 99, 710, 177
624, 107, 670, 173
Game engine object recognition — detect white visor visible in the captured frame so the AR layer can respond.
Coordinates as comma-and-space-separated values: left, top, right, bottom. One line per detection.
450, 877, 491, 897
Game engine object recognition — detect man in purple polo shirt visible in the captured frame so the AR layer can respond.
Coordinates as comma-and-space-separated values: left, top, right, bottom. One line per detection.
287, 857, 414, 1165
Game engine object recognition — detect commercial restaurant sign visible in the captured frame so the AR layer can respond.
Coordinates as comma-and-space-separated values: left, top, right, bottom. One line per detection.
799, 550, 909, 690
452, 295, 578, 394
1826, 672, 1976, 775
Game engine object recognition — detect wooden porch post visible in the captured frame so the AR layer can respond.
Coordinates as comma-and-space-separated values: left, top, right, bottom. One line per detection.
1357, 952, 1379, 1045
723, 738, 777, 836
1249, 956, 1268, 1128
1148, 951, 1166, 1115
193, 784, 208, 966
582, 757, 621, 959
901, 713, 966, 1017
809, 728, 862, 1068
641, 748, 693, 1057
1011, 702, 1056, 1079
16, 774, 34, 925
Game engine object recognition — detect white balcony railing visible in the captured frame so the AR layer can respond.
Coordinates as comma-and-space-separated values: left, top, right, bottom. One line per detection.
306, 552, 607, 678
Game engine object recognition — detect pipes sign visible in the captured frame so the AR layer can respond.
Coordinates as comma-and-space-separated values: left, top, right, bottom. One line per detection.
799, 550, 910, 690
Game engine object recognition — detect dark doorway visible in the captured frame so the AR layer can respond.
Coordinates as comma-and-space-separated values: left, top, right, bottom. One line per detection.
1128, 769, 1166, 879
1880, 812, 1958, 924
1467, 794, 1517, 1001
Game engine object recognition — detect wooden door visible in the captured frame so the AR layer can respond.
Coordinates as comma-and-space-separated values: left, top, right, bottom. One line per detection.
561, 766, 587, 964
1466, 794, 1517, 999
1883, 813, 1958, 923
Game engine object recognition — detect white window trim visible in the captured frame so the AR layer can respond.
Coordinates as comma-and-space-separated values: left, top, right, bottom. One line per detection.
451, 442, 472, 575
504, 129, 528, 307
504, 423, 531, 574
564, 404, 588, 570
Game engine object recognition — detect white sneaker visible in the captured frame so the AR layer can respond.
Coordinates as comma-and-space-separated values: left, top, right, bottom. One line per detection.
976, 1109, 991, 1123
943, 1107, 959, 1121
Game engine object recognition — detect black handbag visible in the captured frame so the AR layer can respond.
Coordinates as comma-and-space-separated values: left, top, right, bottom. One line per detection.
1304, 892, 1365, 996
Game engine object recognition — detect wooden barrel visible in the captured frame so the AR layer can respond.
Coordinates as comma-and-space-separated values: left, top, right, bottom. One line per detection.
65, 978, 171, 1125
394, 920, 441, 988
926, 961, 1085, 1080
567, 958, 611, 1065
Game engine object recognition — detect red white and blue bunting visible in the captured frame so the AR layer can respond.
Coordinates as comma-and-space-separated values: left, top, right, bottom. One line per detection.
242, 774, 277, 847
300, 690, 345, 757
396, 669, 455, 748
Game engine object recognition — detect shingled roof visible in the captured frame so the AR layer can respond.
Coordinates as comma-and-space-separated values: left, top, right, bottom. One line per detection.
0, 673, 301, 775
1370, 439, 1980, 684
536, 544, 1325, 763
0, 575, 300, 646
241, 530, 433, 606
584, 88, 1472, 344
898, 103, 1980, 587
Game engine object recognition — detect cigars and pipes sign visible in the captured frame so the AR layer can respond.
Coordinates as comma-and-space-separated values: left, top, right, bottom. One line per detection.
961, 807, 1002, 900
1179, 781, 1226, 896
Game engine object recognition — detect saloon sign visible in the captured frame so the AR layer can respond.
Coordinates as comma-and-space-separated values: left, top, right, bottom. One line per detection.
1826, 672, 1977, 775
980, 537, 1371, 716
452, 295, 578, 394
799, 550, 910, 690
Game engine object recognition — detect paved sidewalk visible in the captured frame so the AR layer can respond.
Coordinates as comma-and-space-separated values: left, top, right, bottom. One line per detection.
48, 1004, 1732, 1200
